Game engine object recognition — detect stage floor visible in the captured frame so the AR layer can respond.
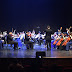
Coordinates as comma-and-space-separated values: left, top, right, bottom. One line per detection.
0, 44, 72, 58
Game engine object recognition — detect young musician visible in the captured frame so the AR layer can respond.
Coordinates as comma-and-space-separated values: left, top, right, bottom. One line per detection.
66, 28, 69, 35
24, 31, 34, 49
66, 26, 72, 51
7, 32, 18, 50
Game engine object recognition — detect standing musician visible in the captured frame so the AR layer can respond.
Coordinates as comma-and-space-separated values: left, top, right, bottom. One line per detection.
45, 25, 53, 50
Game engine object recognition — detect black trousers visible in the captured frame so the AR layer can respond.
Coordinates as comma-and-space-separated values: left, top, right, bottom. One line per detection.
25, 41, 34, 49
8, 41, 18, 49
38, 39, 43, 45
46, 40, 51, 49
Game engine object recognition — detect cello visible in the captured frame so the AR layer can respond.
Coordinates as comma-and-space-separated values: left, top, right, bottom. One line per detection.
62, 37, 71, 46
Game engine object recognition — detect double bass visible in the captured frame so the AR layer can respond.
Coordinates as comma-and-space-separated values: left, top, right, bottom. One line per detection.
62, 37, 71, 46
56, 38, 63, 46
53, 39, 59, 45
62, 26, 72, 46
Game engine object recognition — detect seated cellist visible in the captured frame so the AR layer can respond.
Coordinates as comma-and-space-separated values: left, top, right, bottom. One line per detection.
66, 26, 72, 51
58, 33, 68, 50
53, 33, 61, 49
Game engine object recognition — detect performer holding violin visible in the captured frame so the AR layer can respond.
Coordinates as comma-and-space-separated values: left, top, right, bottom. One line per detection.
7, 32, 19, 50
24, 31, 34, 49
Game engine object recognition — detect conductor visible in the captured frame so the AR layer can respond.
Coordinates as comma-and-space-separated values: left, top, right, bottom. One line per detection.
45, 25, 53, 50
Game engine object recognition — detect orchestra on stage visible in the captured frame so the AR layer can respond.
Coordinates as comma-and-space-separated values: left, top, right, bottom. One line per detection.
0, 26, 72, 51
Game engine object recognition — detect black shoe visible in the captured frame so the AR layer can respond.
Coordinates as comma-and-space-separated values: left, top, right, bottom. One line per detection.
14, 48, 16, 50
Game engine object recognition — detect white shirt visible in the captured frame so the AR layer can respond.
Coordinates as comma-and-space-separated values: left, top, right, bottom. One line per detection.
19, 33, 25, 40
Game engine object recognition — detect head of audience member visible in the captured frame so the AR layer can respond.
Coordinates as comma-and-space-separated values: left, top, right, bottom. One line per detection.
8, 63, 24, 72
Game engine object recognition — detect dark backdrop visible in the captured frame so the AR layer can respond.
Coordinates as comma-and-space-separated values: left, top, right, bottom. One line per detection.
0, 0, 72, 33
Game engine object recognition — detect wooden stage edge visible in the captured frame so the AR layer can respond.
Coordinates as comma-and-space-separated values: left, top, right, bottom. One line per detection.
43, 56, 72, 58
